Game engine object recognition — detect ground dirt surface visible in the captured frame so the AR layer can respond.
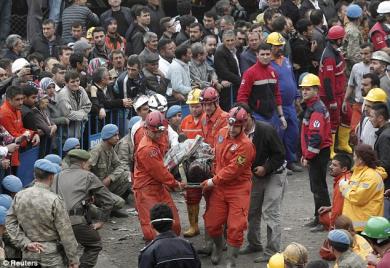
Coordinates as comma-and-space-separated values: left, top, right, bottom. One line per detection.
95, 170, 334, 268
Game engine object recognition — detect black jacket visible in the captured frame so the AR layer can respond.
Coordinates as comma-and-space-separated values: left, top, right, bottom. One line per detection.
290, 35, 315, 76
251, 120, 285, 175
280, 0, 300, 25
89, 83, 124, 115
126, 24, 147, 55
100, 7, 133, 37
138, 231, 201, 268
374, 123, 390, 189
299, 0, 336, 23
114, 71, 148, 100
30, 35, 63, 59
214, 45, 241, 87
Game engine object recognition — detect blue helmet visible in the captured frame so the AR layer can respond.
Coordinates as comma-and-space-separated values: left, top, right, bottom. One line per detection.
2, 175, 23, 193
346, 4, 363, 18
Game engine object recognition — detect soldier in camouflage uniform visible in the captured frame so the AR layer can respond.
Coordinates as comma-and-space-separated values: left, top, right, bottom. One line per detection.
52, 149, 113, 268
343, 4, 364, 74
89, 124, 131, 217
6, 159, 79, 268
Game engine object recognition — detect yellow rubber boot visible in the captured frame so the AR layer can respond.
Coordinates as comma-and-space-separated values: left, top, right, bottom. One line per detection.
183, 204, 200, 237
337, 126, 353, 154
330, 134, 336, 160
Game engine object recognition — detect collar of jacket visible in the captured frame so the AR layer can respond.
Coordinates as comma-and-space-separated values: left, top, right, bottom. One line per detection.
34, 181, 51, 190
376, 122, 390, 136
304, 95, 320, 107
333, 171, 351, 185
174, 58, 188, 68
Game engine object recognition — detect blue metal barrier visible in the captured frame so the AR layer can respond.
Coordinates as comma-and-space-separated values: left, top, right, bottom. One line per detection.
17, 147, 40, 186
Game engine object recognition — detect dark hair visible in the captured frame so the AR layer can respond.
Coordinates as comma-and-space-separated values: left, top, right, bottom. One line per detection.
27, 52, 44, 63
310, 9, 324, 25
133, 5, 150, 17
177, 0, 192, 15
234, 102, 253, 115
354, 143, 379, 169
369, 1, 380, 20
204, 10, 218, 21
160, 17, 172, 31
296, 18, 313, 35
42, 19, 55, 27
235, 20, 250, 30
71, 21, 82, 28
203, 35, 217, 44
336, 1, 348, 13
92, 27, 105, 36
372, 103, 390, 121
264, 8, 280, 24
0, 58, 12, 70
127, 54, 140, 67
69, 53, 85, 68
22, 84, 38, 97
258, 43, 272, 52
92, 67, 107, 83
179, 15, 196, 30
34, 168, 53, 180
306, 260, 329, 268
150, 203, 173, 232
271, 16, 287, 32
333, 153, 352, 170
175, 43, 191, 59
52, 64, 66, 74
328, 17, 342, 28
221, 15, 235, 26
6, 86, 24, 100
360, 43, 373, 50
59, 45, 73, 56
158, 38, 174, 51
65, 70, 80, 82
110, 49, 125, 60
362, 73, 380, 88
189, 22, 202, 31
250, 23, 262, 32
329, 240, 350, 252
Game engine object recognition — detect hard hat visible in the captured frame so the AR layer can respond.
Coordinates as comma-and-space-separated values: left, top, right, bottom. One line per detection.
86, 27, 95, 39
299, 73, 321, 87
0, 194, 12, 210
12, 58, 29, 74
283, 242, 308, 266
327, 25, 345, 40
266, 32, 286, 46
145, 111, 167, 132
361, 216, 390, 239
228, 106, 248, 126
148, 94, 168, 112
267, 253, 285, 268
364, 88, 388, 103
371, 51, 390, 64
377, 1, 390, 14
346, 4, 363, 18
186, 88, 202, 105
253, 13, 265, 25
200, 87, 219, 104
133, 95, 150, 111
2, 175, 23, 193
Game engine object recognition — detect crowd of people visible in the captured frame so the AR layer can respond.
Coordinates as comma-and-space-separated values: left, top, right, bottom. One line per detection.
1, 0, 390, 267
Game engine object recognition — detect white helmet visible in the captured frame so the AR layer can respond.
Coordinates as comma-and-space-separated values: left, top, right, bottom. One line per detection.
133, 95, 150, 111
377, 1, 390, 14
148, 94, 168, 112
12, 58, 29, 74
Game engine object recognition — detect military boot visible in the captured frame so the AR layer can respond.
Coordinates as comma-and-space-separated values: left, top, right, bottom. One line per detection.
211, 236, 224, 265
226, 245, 239, 268
183, 204, 200, 237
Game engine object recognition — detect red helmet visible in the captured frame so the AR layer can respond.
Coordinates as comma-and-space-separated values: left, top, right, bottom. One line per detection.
200, 87, 219, 104
228, 106, 248, 126
327, 25, 345, 40
145, 111, 167, 132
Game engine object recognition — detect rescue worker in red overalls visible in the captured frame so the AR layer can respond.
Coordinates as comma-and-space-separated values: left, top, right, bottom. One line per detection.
180, 89, 204, 238
300, 73, 333, 230
319, 25, 352, 159
133, 111, 186, 242
197, 86, 229, 255
201, 106, 256, 267
369, 1, 390, 54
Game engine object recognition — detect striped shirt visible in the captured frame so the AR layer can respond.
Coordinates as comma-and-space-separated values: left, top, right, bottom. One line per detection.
61, 5, 100, 43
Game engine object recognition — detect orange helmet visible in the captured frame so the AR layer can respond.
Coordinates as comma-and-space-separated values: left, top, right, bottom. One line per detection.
228, 106, 248, 126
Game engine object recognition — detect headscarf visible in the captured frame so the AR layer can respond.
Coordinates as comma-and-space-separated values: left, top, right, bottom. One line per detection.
39, 77, 55, 92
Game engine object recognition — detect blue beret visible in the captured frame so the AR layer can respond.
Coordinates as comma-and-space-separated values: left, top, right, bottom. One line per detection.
52, 163, 62, 174
2, 175, 23, 193
0, 206, 7, 225
63, 138, 80, 152
166, 105, 182, 119
101, 124, 119, 140
128, 116, 141, 130
0, 194, 12, 210
328, 229, 350, 245
34, 159, 58, 174
44, 154, 62, 166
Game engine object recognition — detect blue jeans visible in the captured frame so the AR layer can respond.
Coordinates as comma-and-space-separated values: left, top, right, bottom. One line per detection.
0, 0, 12, 43
253, 112, 282, 138
49, 0, 64, 26
280, 105, 299, 164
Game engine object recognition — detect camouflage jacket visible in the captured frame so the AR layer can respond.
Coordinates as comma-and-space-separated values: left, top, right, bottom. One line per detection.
344, 23, 363, 65
114, 133, 134, 172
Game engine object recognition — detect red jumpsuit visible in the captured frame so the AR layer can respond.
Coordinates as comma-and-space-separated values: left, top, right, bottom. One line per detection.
133, 135, 181, 241
201, 106, 228, 148
369, 22, 390, 51
319, 43, 351, 133
204, 127, 256, 247
180, 113, 204, 204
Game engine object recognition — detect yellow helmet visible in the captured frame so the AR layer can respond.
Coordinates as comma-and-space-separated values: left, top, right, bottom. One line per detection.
266, 32, 286, 46
86, 27, 95, 39
283, 242, 308, 266
364, 88, 388, 103
299, 73, 321, 87
186, 88, 202, 104
267, 253, 285, 268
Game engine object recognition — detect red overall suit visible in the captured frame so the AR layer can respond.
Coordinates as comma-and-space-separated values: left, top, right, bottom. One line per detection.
133, 134, 181, 241
369, 22, 390, 51
204, 127, 256, 247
